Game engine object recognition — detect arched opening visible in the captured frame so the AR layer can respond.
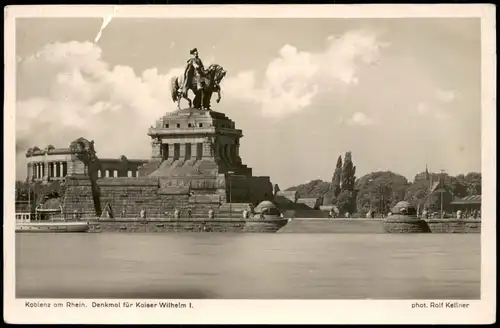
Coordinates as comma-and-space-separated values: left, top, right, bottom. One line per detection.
127, 170, 132, 177
98, 170, 102, 178
105, 170, 110, 178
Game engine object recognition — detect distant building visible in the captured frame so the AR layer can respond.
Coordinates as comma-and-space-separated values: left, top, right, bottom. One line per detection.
426, 181, 455, 212
450, 195, 481, 213
25, 137, 148, 182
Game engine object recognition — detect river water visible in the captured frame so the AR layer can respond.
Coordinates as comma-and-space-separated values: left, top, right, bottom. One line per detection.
16, 233, 480, 299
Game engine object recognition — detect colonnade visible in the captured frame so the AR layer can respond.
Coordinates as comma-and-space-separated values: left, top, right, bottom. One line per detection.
31, 162, 67, 179
160, 141, 239, 163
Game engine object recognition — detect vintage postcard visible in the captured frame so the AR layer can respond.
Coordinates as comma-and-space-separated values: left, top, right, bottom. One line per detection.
3, 4, 496, 325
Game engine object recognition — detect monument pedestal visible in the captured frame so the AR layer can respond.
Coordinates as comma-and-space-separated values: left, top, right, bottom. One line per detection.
145, 108, 273, 205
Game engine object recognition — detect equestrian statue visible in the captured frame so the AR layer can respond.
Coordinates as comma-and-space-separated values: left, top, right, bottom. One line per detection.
170, 48, 227, 110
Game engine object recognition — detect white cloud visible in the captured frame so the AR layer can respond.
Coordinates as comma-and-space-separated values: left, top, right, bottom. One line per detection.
417, 102, 430, 114
414, 87, 456, 121
415, 101, 452, 121
346, 112, 377, 126
435, 89, 456, 103
16, 41, 183, 159
224, 29, 388, 118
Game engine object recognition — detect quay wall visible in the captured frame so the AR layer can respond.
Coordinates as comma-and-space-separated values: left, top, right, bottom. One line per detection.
88, 218, 288, 233
277, 218, 481, 234
424, 219, 481, 233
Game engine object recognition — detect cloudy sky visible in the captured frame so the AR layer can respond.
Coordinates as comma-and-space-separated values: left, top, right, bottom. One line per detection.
15, 17, 481, 188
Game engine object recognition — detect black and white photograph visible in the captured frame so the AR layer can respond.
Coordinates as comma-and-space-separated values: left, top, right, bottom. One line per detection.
4, 4, 496, 325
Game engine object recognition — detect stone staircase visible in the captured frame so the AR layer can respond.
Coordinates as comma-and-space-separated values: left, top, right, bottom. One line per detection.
137, 161, 161, 177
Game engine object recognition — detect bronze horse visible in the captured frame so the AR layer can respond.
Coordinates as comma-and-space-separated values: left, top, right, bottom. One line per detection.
170, 64, 227, 110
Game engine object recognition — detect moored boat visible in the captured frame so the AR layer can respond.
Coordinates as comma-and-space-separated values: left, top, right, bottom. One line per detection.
16, 209, 90, 233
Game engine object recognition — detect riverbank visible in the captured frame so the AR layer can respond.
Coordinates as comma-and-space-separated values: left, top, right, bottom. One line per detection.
277, 218, 481, 233
88, 217, 288, 233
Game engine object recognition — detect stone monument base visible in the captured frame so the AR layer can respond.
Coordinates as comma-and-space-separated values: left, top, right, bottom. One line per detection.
383, 216, 431, 233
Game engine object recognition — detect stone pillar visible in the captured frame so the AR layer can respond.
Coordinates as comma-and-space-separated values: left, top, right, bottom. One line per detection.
235, 139, 240, 158
168, 144, 175, 160
202, 138, 213, 158
43, 162, 49, 182
226, 143, 232, 165
151, 139, 162, 160
179, 143, 186, 159
51, 162, 56, 178
191, 142, 197, 159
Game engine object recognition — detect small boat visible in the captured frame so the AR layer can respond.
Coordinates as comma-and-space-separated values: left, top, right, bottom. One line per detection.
16, 208, 90, 233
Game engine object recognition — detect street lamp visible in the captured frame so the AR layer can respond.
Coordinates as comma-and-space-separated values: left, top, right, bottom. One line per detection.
227, 170, 235, 218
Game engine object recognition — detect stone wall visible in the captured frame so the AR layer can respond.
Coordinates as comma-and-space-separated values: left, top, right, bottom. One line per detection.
383, 218, 431, 233
277, 218, 482, 234
88, 218, 288, 233
99, 177, 166, 217
223, 174, 273, 204
64, 176, 98, 216
97, 157, 148, 178
278, 218, 386, 233
425, 219, 481, 233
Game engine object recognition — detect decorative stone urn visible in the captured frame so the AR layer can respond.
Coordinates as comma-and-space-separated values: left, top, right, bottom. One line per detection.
383, 201, 431, 233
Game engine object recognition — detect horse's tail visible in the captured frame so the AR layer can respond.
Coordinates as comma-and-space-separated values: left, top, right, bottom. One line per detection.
170, 76, 179, 102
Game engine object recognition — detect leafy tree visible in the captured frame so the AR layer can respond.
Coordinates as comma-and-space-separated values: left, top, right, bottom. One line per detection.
285, 179, 331, 198
336, 151, 357, 213
332, 155, 342, 198
15, 180, 29, 201
322, 155, 343, 205
340, 151, 356, 192
336, 190, 353, 214
355, 171, 409, 215
464, 172, 481, 195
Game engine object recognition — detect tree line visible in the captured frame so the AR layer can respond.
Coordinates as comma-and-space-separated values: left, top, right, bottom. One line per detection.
285, 151, 481, 215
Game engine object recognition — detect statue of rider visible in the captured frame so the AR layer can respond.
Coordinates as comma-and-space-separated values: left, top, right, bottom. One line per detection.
182, 48, 205, 97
